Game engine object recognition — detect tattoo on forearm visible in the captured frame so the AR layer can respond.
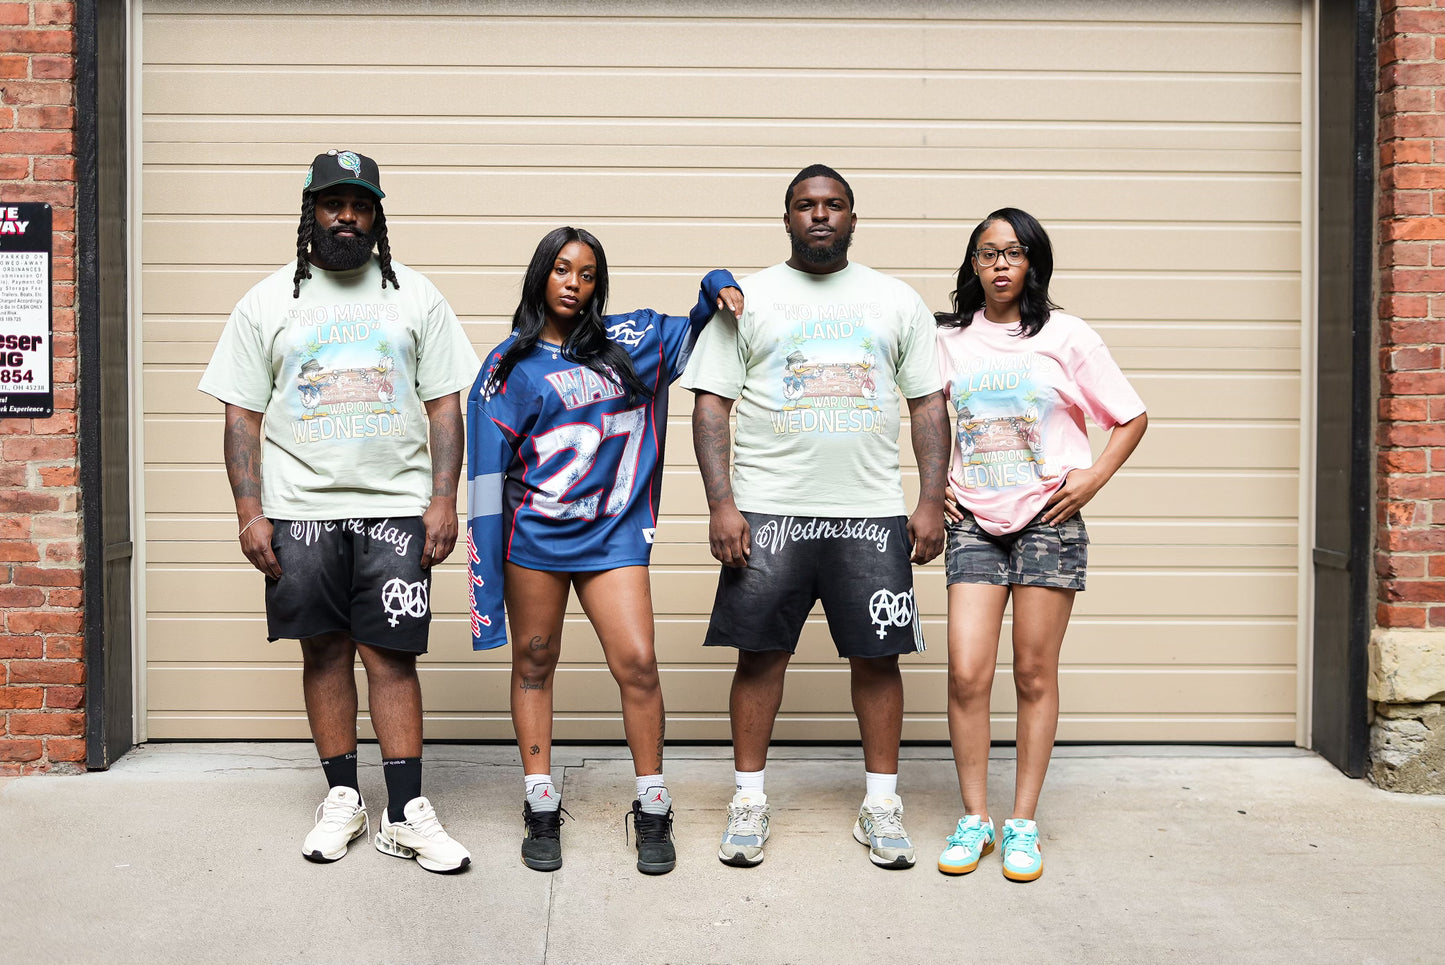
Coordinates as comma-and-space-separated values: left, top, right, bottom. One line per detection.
428, 404, 463, 499
693, 402, 734, 506
223, 412, 262, 501
910, 392, 949, 500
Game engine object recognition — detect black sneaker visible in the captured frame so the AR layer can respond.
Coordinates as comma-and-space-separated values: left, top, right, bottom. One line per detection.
521, 801, 566, 872
629, 798, 677, 875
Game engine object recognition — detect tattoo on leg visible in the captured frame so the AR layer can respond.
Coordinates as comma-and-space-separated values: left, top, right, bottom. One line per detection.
529, 744, 540, 756
655, 712, 665, 770
519, 678, 544, 692
528, 634, 550, 651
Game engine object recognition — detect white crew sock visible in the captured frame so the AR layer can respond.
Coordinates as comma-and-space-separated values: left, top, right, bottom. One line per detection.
637, 774, 670, 815
734, 768, 765, 797
525, 773, 559, 812
864, 770, 898, 801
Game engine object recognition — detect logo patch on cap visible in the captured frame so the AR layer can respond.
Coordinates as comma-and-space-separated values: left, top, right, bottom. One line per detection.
303, 166, 314, 189
338, 151, 362, 176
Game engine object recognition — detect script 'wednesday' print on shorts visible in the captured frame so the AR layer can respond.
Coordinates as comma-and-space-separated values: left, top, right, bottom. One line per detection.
704, 512, 924, 659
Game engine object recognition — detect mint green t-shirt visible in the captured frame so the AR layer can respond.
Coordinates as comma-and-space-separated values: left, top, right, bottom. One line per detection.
681, 261, 941, 517
198, 258, 480, 520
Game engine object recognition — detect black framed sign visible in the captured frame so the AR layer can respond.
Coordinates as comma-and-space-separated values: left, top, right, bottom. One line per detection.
0, 202, 54, 419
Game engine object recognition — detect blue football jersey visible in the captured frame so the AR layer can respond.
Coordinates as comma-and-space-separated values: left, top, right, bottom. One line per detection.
467, 270, 736, 650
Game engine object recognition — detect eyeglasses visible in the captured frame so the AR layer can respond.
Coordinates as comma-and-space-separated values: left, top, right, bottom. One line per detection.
973, 245, 1029, 267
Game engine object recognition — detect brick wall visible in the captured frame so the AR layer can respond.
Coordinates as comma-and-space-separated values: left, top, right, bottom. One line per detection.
1375, 1, 1445, 632
0, 0, 82, 774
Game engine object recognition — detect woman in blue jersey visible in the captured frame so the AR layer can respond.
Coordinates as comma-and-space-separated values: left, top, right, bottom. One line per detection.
467, 226, 740, 875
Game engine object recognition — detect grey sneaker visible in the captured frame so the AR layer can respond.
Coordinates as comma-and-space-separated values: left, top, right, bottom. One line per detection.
854, 794, 916, 869
302, 785, 368, 863
629, 792, 677, 875
375, 796, 471, 874
521, 800, 566, 872
718, 791, 771, 867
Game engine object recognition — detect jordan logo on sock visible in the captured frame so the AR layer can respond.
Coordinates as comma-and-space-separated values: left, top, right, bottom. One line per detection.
541, 787, 552, 799
652, 791, 665, 803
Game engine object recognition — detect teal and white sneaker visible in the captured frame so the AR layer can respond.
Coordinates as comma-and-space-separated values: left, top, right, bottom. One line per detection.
718, 791, 770, 867
853, 794, 916, 869
1000, 818, 1043, 882
938, 814, 995, 875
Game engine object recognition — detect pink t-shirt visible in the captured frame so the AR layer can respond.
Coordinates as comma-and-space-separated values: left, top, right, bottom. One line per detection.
937, 310, 1145, 536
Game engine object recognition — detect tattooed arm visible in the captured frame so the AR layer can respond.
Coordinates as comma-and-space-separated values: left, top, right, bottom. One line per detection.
905, 390, 948, 564
422, 391, 464, 568
223, 403, 281, 578
692, 390, 750, 567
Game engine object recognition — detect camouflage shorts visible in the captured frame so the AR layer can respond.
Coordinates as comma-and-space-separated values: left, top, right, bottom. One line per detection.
944, 508, 1088, 591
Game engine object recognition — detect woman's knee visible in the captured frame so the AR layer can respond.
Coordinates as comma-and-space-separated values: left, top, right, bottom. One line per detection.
609, 647, 659, 692
948, 663, 994, 704
1011, 659, 1057, 704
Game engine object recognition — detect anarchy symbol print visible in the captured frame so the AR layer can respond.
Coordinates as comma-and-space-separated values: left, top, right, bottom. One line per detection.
381, 577, 429, 627
868, 587, 917, 640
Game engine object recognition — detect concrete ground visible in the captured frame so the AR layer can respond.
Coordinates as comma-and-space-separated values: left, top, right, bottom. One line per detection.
2, 743, 1442, 965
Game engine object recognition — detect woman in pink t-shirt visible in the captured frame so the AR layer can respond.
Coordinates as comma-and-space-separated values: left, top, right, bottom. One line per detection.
932, 208, 1148, 882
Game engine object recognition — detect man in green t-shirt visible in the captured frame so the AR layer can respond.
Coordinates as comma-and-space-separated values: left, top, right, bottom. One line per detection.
682, 164, 949, 870
199, 151, 479, 873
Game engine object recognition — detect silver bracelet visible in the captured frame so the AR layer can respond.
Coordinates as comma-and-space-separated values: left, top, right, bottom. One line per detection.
238, 514, 266, 538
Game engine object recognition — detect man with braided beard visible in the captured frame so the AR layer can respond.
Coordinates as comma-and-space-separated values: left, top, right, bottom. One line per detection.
199, 151, 480, 872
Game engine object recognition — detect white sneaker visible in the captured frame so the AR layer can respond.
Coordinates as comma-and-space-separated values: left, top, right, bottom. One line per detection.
302, 786, 368, 863
718, 791, 771, 867
374, 796, 471, 873
854, 793, 916, 869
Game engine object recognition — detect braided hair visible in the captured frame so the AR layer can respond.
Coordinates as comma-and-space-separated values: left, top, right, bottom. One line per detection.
291, 192, 400, 297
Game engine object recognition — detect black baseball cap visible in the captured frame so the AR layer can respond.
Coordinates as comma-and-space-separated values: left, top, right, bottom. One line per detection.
303, 149, 385, 199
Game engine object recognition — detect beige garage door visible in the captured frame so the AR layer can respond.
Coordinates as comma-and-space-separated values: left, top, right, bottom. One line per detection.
140, 1, 1306, 742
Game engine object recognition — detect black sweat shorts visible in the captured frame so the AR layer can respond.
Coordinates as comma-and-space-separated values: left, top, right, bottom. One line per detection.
265, 517, 432, 654
702, 512, 924, 658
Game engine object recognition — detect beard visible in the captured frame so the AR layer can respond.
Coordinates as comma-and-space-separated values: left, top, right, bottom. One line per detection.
310, 224, 375, 270
790, 225, 853, 266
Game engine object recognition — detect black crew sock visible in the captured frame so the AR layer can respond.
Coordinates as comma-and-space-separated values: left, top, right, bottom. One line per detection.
319, 751, 359, 794
382, 757, 423, 823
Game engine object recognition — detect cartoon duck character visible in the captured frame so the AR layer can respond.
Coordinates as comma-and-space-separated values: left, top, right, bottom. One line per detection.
856, 350, 878, 409
781, 350, 812, 410
374, 354, 397, 414
296, 358, 330, 420
956, 405, 980, 464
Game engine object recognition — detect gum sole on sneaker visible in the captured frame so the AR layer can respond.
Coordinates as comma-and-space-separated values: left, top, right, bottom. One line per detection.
1003, 865, 1042, 882
938, 839, 994, 875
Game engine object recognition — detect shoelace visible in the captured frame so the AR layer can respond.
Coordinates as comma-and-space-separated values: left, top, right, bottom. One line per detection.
315, 796, 363, 831
398, 803, 446, 840
946, 821, 988, 850
627, 805, 673, 845
863, 804, 907, 839
726, 803, 767, 837
1005, 825, 1039, 855
525, 805, 571, 840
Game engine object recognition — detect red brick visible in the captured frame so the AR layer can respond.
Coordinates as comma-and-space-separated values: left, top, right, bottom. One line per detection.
7, 712, 83, 737
1380, 449, 1429, 473
1385, 62, 1445, 88
1381, 240, 1431, 267
1383, 579, 1445, 603
1389, 346, 1443, 369
1383, 320, 1445, 344
1383, 86, 1436, 113
0, 541, 40, 562
1382, 371, 1445, 395
45, 738, 85, 763
0, 131, 73, 156
29, 54, 71, 79
17, 105, 73, 129
0, 28, 72, 54
38, 466, 77, 487
0, 183, 74, 207
1429, 555, 1445, 578
29, 515, 77, 539
1380, 190, 1432, 217
0, 740, 43, 763
1384, 216, 1445, 240
0, 52, 26, 76
1380, 422, 1445, 447
1382, 475, 1445, 499
6, 610, 83, 635
0, 463, 29, 486
32, 157, 74, 182
43, 540, 80, 562
0, 79, 71, 103
0, 491, 59, 514
1382, 34, 1434, 63
1382, 528, 1445, 552
1378, 552, 1427, 578
1378, 603, 1428, 628
1382, 397, 1431, 420
8, 661, 83, 685
1383, 500, 1420, 527
1379, 293, 1431, 319
0, 688, 44, 710
0, 3, 28, 25
0, 634, 42, 658
3, 437, 75, 460
11, 566, 81, 587
30, 412, 76, 436
0, 157, 28, 179
46, 588, 81, 608
1384, 140, 1433, 169
1382, 113, 1445, 139
1391, 8, 1445, 31
34, 3, 73, 25
45, 685, 83, 709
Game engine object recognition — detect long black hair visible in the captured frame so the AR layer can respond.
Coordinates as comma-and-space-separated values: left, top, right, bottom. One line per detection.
484, 226, 651, 401
291, 192, 399, 298
934, 207, 1059, 338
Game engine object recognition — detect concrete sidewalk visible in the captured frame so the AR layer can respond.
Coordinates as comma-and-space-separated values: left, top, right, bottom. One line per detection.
2, 743, 1442, 965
